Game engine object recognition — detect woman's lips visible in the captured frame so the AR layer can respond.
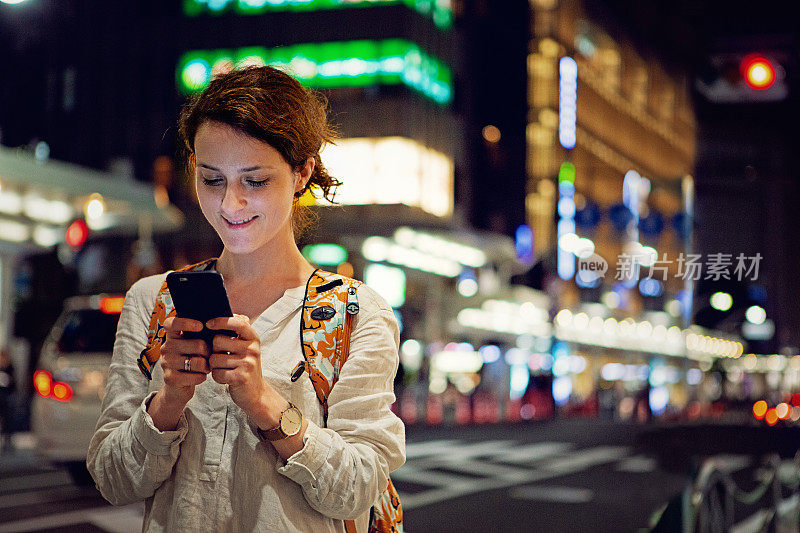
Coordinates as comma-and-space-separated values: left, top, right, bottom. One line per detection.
223, 215, 258, 229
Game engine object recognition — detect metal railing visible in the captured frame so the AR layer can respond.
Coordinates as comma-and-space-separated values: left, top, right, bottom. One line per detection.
672, 452, 800, 533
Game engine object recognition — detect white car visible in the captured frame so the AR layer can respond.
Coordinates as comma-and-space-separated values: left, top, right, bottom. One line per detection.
31, 294, 123, 484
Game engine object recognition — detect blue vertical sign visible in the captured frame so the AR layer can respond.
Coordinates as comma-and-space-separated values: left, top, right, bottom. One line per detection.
558, 56, 577, 150
557, 56, 578, 280
557, 163, 576, 280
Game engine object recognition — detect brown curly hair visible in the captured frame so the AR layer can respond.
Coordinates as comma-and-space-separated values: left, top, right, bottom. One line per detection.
178, 66, 340, 234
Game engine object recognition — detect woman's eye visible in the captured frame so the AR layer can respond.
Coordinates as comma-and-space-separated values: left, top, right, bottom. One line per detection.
246, 178, 269, 187
202, 177, 224, 186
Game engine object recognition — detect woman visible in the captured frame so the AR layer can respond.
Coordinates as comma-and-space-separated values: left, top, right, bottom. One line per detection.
87, 66, 405, 532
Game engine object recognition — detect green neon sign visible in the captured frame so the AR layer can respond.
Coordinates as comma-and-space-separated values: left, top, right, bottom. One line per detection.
177, 39, 453, 105
302, 243, 349, 265
184, 0, 453, 30
558, 161, 576, 184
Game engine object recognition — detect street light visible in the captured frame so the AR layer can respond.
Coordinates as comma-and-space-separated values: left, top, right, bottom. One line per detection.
745, 305, 767, 325
710, 291, 733, 312
0, 0, 30, 4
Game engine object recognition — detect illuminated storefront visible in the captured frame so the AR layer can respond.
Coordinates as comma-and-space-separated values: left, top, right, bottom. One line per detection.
317, 137, 454, 217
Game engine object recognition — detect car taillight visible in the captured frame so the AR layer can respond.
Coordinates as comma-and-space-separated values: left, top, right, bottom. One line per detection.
52, 382, 73, 402
33, 370, 73, 402
34, 370, 53, 398
753, 400, 768, 420
100, 296, 124, 314
765, 408, 779, 426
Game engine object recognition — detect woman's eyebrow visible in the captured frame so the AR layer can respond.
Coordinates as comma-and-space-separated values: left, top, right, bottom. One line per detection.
197, 163, 272, 172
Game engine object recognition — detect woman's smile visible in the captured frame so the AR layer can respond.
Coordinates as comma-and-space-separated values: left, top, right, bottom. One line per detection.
222, 214, 259, 228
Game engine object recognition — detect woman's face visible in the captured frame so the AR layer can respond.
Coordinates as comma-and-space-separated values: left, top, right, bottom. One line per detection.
194, 121, 311, 256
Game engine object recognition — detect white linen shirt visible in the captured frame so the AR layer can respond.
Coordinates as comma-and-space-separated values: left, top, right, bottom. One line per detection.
87, 272, 406, 532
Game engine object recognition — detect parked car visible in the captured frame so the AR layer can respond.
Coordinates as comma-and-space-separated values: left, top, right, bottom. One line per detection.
31, 294, 123, 484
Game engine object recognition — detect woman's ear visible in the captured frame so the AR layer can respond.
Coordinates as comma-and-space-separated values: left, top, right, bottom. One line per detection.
295, 157, 315, 195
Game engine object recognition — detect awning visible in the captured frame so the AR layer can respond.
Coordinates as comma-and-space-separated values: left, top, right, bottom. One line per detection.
0, 146, 183, 251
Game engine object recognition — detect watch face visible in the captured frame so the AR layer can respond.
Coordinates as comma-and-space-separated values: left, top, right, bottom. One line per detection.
281, 406, 302, 436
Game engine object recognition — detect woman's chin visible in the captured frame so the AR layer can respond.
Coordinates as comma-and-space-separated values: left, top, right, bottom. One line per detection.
217, 237, 259, 255
213, 222, 285, 256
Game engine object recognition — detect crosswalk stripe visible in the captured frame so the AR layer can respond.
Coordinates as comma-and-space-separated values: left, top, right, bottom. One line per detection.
392, 466, 477, 488
397, 444, 633, 510
509, 485, 595, 503
542, 446, 630, 474
425, 440, 520, 460
495, 442, 574, 464
417, 458, 534, 482
404, 439, 463, 458
616, 455, 658, 473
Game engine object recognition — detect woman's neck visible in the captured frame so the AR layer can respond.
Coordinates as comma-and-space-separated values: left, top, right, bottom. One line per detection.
216, 234, 314, 289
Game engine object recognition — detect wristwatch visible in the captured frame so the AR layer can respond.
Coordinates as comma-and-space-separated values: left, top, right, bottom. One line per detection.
258, 403, 303, 441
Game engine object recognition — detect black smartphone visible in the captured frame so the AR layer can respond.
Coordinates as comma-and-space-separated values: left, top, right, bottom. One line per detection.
166, 270, 236, 346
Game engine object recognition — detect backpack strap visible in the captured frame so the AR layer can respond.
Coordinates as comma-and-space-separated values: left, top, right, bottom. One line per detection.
296, 269, 361, 424
371, 478, 403, 533
298, 270, 404, 533
137, 259, 216, 380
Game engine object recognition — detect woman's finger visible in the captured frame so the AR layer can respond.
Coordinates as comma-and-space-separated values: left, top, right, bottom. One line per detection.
163, 338, 210, 358
164, 316, 204, 336
210, 367, 244, 387
162, 351, 209, 373
163, 367, 207, 387
208, 350, 254, 370
210, 334, 254, 355
205, 315, 257, 341
181, 355, 210, 374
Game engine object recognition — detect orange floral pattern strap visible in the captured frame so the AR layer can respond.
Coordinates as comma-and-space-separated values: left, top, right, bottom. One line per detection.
300, 270, 403, 533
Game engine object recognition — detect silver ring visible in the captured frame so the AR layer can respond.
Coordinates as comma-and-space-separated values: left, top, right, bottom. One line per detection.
184, 357, 191, 372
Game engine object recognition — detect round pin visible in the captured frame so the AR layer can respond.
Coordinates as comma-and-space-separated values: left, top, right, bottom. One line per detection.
310, 306, 336, 320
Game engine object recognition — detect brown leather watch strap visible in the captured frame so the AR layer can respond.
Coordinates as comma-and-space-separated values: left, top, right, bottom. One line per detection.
257, 403, 300, 442
257, 425, 286, 441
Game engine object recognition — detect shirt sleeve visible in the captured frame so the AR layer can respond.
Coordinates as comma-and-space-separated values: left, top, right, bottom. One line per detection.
276, 302, 406, 520
86, 277, 189, 506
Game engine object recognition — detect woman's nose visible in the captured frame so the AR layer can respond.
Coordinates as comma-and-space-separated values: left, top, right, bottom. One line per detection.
222, 183, 246, 211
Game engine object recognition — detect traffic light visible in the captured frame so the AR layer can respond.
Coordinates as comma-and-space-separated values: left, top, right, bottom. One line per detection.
65, 218, 88, 250
740, 54, 776, 90
696, 51, 788, 103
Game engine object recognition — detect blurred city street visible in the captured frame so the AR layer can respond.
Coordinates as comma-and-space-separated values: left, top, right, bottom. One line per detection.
0, 420, 693, 532
4, 417, 800, 532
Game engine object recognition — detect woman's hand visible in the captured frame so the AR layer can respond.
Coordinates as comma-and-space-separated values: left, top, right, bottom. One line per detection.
206, 315, 285, 427
147, 317, 210, 431
160, 317, 211, 403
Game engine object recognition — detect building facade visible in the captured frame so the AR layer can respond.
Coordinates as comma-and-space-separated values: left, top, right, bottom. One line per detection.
522, 0, 748, 419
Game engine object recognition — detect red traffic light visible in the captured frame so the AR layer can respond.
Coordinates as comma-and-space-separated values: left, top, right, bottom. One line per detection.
740, 54, 776, 90
65, 219, 89, 249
